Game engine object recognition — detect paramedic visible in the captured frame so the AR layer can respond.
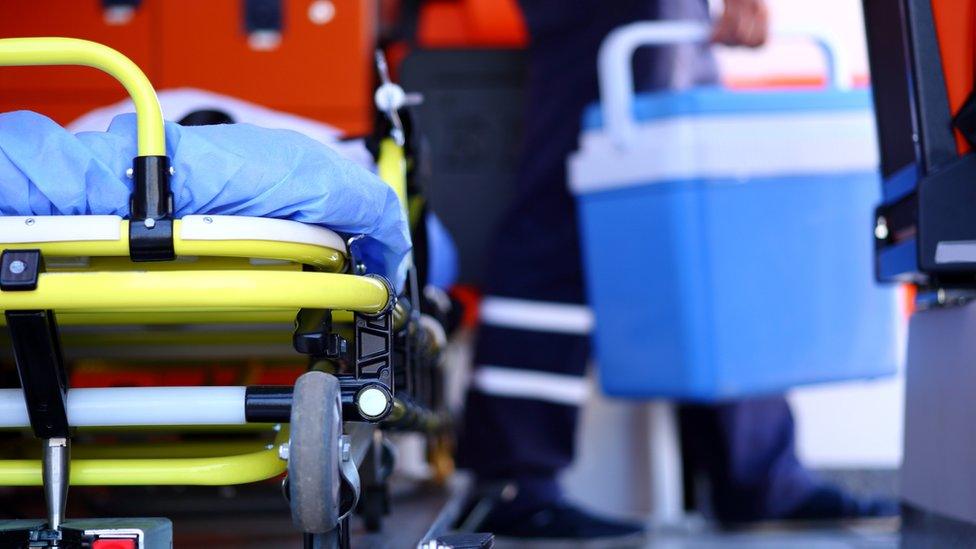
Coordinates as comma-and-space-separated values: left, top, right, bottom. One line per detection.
458, 0, 896, 541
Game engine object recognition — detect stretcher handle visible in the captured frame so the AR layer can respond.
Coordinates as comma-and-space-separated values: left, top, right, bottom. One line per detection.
598, 21, 854, 149
0, 37, 165, 157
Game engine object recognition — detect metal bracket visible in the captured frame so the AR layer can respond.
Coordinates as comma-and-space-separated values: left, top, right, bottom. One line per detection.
3, 252, 69, 440
128, 155, 175, 262
353, 311, 394, 394
374, 50, 423, 147
293, 309, 347, 358
6, 310, 70, 440
2, 251, 73, 537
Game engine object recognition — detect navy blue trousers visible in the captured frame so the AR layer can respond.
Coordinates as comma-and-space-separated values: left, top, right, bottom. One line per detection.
457, 0, 817, 522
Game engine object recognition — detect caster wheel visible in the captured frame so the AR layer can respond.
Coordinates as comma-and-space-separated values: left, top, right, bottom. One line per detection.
290, 371, 343, 533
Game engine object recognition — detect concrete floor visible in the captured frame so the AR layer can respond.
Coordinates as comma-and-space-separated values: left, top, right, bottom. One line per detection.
0, 474, 908, 548
0, 480, 447, 548
643, 521, 899, 549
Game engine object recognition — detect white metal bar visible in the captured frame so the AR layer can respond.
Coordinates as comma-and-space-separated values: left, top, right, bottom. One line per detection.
0, 387, 247, 427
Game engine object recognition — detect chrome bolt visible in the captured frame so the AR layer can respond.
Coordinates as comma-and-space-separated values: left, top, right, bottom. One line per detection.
278, 442, 290, 461
8, 260, 26, 275
169, 166, 176, 176
340, 435, 351, 462
144, 218, 156, 229
125, 168, 134, 179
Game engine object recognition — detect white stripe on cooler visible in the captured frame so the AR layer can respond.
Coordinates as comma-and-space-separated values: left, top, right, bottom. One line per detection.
480, 296, 595, 335
472, 366, 590, 406
569, 109, 879, 194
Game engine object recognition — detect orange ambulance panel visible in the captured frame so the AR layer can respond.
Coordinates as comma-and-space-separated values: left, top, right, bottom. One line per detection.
156, 0, 376, 135
0, 1, 377, 134
0, 0, 154, 125
930, 0, 976, 154
417, 0, 527, 48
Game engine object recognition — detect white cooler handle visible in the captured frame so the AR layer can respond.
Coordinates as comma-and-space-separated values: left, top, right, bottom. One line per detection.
597, 20, 854, 149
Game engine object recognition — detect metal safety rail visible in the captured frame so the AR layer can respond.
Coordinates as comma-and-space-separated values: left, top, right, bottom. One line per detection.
0, 270, 391, 314
0, 37, 164, 156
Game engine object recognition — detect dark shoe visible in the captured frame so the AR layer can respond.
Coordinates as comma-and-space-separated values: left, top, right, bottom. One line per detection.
483, 501, 647, 548
784, 485, 899, 521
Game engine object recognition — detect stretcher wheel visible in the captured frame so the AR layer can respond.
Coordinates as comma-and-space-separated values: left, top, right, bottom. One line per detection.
289, 371, 343, 533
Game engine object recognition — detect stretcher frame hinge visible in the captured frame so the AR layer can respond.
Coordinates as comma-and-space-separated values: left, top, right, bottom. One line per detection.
128, 155, 176, 262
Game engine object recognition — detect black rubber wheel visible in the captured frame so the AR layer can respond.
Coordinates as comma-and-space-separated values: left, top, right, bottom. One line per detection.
290, 371, 343, 533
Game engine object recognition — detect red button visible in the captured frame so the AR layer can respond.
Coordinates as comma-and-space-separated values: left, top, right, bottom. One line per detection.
92, 539, 137, 549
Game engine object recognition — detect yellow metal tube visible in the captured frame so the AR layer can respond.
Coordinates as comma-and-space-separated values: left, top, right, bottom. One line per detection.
378, 137, 415, 279
0, 430, 288, 486
72, 440, 272, 460
0, 270, 391, 314
48, 310, 297, 326
59, 329, 291, 347
0, 37, 164, 156
378, 138, 408, 213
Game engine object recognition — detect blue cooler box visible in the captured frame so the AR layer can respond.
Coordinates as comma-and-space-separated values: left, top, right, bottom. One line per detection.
568, 23, 902, 401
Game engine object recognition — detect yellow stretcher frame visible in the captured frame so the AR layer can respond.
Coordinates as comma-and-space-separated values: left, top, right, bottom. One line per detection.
0, 428, 289, 486
0, 38, 410, 487
0, 37, 164, 156
0, 270, 391, 314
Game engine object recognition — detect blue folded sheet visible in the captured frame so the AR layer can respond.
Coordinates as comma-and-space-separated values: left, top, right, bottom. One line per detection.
0, 111, 411, 289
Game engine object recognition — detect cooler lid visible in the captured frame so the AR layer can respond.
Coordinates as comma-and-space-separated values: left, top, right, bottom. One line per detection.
582, 86, 874, 131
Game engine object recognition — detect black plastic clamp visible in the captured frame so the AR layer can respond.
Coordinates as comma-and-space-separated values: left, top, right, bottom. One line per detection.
293, 309, 348, 358
128, 155, 175, 262
1, 249, 43, 292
